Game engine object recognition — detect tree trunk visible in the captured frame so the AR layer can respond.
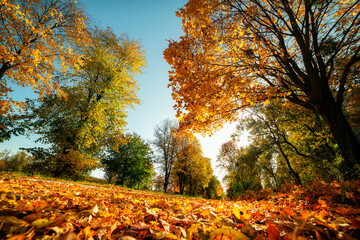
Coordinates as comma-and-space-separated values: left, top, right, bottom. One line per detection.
276, 141, 302, 185
163, 180, 168, 193
318, 98, 360, 178
179, 178, 184, 195
263, 165, 278, 187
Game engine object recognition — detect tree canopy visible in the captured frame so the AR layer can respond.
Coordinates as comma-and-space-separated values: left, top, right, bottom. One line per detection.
22, 27, 146, 179
0, 0, 90, 117
101, 133, 154, 189
164, 0, 360, 176
217, 99, 349, 197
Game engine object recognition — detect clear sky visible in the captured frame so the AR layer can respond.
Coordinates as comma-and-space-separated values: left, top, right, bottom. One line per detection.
0, 0, 241, 182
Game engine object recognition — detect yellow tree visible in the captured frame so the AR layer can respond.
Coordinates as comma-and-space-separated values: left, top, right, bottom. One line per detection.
23, 27, 146, 179
174, 135, 205, 195
187, 155, 213, 196
0, 0, 90, 117
164, 0, 360, 176
173, 136, 193, 195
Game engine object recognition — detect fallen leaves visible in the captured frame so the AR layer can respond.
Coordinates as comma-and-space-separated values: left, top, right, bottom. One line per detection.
0, 175, 359, 239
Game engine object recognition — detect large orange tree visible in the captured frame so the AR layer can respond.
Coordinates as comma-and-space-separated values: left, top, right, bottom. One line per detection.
0, 0, 90, 117
164, 0, 360, 176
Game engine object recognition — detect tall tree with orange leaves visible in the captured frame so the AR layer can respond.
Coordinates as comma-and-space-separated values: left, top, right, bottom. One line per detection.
0, 0, 90, 117
164, 0, 360, 176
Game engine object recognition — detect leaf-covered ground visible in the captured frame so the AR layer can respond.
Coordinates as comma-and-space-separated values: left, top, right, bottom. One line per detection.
0, 174, 359, 240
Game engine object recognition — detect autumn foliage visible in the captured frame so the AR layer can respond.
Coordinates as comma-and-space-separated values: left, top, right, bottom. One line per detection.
164, 0, 360, 174
1, 174, 360, 239
0, 0, 90, 117
19, 27, 146, 179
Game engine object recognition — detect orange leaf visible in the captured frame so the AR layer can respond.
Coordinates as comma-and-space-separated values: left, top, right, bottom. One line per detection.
202, 209, 211, 218
335, 206, 357, 215
318, 199, 328, 209
282, 207, 296, 218
267, 223, 281, 240
213, 234, 233, 240
83, 226, 93, 240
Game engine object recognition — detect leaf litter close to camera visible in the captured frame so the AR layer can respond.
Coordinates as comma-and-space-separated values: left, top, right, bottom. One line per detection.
0, 175, 359, 239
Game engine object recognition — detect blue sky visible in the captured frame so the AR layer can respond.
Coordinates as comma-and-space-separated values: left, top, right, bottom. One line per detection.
1, 0, 240, 181
83, 0, 187, 142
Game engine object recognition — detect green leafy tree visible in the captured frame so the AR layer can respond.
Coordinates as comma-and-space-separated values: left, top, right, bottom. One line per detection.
204, 175, 224, 199
22, 27, 146, 179
218, 141, 263, 199
220, 100, 345, 198
0, 116, 26, 142
187, 156, 213, 197
0, 150, 32, 173
101, 133, 154, 189
242, 101, 343, 183
173, 136, 197, 195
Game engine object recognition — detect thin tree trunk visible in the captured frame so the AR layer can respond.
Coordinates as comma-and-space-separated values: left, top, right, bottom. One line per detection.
263, 165, 278, 187
276, 141, 302, 185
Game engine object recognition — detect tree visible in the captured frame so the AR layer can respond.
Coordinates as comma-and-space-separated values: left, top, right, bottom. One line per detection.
164, 0, 360, 176
173, 135, 213, 196
101, 133, 154, 189
173, 137, 191, 195
173, 135, 199, 195
0, 116, 26, 142
218, 141, 263, 198
205, 175, 224, 199
153, 175, 164, 191
186, 155, 213, 197
152, 119, 179, 193
244, 101, 344, 182
23, 27, 146, 179
250, 107, 302, 185
0, 0, 90, 117
0, 150, 32, 172
218, 100, 345, 195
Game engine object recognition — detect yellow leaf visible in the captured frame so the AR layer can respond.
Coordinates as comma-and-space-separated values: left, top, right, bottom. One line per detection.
233, 206, 241, 220
186, 223, 201, 239
210, 228, 249, 240
184, 206, 193, 213
233, 205, 251, 221
202, 209, 211, 218
154, 231, 178, 240
81, 226, 93, 240
31, 218, 52, 228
